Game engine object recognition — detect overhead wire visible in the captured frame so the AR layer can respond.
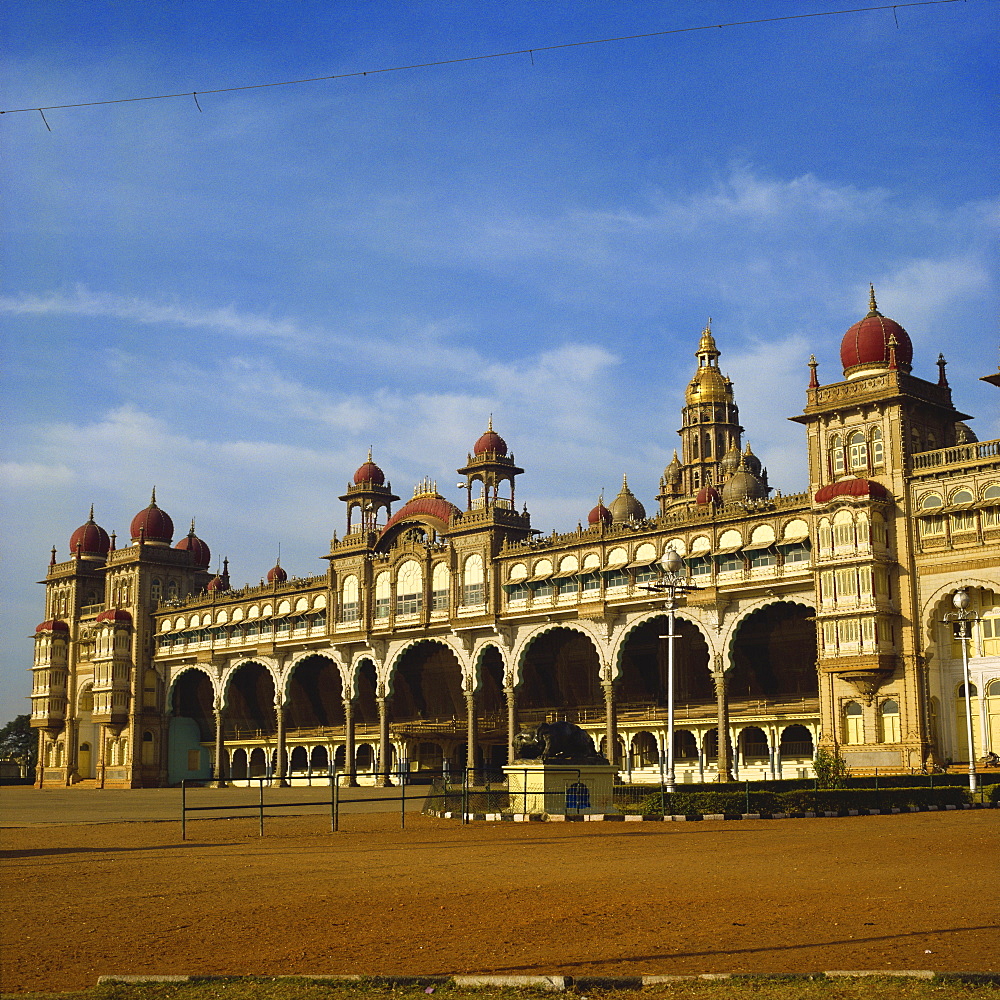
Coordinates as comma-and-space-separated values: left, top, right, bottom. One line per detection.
0, 0, 971, 120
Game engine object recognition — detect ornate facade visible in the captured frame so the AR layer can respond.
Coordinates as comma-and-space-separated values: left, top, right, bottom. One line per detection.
30, 290, 1000, 788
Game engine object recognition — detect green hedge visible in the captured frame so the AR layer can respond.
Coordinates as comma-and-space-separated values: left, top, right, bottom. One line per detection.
633, 784, 971, 817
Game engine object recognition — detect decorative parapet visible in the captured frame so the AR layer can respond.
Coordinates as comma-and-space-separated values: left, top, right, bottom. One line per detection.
910, 438, 1000, 475
156, 572, 328, 612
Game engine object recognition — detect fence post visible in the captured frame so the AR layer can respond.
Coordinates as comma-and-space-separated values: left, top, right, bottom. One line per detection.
332, 770, 339, 833
462, 767, 469, 825
660, 777, 665, 819
258, 777, 264, 837
401, 769, 406, 830
181, 780, 186, 841
746, 779, 750, 815
874, 768, 879, 811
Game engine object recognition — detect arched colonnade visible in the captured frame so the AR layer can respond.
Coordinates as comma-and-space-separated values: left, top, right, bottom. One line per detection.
167, 597, 818, 785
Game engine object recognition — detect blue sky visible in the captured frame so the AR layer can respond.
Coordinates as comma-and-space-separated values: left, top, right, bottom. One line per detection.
1, 0, 997, 723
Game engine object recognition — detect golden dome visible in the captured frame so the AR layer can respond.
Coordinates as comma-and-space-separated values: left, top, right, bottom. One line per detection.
685, 366, 731, 405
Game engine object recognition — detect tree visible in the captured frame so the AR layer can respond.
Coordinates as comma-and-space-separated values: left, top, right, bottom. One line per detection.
0, 715, 38, 778
813, 745, 850, 789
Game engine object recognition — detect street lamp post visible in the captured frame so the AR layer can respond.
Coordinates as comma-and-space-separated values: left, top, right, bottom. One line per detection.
642, 547, 697, 794
943, 588, 978, 794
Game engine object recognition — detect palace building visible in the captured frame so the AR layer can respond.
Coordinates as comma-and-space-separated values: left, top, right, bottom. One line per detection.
29, 289, 1000, 788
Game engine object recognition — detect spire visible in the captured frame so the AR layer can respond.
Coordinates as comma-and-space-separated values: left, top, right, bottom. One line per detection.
937, 353, 949, 387
150, 486, 157, 507
867, 283, 881, 318
50, 545, 57, 566
888, 333, 898, 372
488, 414, 493, 432
88, 503, 95, 523
808, 354, 819, 389
188, 518, 196, 536
367, 445, 373, 462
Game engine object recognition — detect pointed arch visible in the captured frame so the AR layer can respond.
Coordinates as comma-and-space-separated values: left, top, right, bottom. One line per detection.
510, 619, 609, 687
609, 609, 717, 682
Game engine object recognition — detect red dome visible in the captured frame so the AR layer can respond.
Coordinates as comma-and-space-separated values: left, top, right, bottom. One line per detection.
267, 562, 288, 583
96, 609, 133, 624
130, 490, 174, 543
36, 619, 70, 633
588, 502, 612, 526
206, 574, 228, 593
175, 523, 211, 567
353, 455, 385, 486
381, 495, 461, 537
473, 423, 508, 457
814, 478, 890, 504
69, 508, 110, 557
840, 289, 912, 376
696, 486, 722, 506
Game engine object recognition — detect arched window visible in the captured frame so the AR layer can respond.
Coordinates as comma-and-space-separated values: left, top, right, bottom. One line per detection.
142, 731, 155, 766
431, 562, 450, 611
692, 435, 700, 459
339, 575, 359, 622
703, 432, 712, 458
167, 580, 178, 600
374, 572, 390, 619
142, 669, 158, 709
844, 701, 864, 745
395, 560, 423, 616
463, 553, 485, 607
848, 430, 868, 470
870, 426, 884, 467
150, 578, 162, 602
879, 700, 901, 743
831, 435, 845, 476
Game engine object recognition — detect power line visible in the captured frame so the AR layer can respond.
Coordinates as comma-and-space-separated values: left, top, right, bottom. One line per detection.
0, 1, 971, 119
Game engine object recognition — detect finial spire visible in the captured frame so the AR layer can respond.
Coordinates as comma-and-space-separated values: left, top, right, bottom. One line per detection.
808, 354, 819, 389
189, 518, 196, 535
867, 283, 881, 317
150, 486, 157, 506
367, 445, 373, 461
937, 353, 949, 387
488, 413, 493, 432
88, 503, 95, 522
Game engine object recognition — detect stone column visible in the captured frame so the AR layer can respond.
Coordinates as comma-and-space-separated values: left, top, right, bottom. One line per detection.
505, 686, 516, 765
602, 680, 619, 767
465, 689, 477, 777
212, 705, 227, 788
713, 667, 733, 782
272, 698, 288, 787
97, 724, 108, 788
343, 696, 358, 786
376, 694, 391, 787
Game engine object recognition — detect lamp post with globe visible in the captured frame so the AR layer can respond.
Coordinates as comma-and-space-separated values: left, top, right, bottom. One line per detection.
641, 547, 697, 793
943, 588, 979, 793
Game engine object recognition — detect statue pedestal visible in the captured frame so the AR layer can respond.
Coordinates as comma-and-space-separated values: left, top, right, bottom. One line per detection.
503, 762, 618, 816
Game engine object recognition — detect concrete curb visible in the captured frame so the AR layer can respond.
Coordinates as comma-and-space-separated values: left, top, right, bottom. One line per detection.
429, 802, 994, 823
97, 971, 1000, 988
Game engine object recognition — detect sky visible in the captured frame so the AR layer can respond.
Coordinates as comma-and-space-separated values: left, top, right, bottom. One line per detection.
1, 0, 997, 723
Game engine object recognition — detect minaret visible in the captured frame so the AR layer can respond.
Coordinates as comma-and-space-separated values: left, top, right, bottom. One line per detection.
678, 321, 744, 495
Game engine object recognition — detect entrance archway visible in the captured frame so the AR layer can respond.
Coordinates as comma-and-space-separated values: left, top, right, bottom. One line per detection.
517, 627, 601, 717
728, 603, 818, 701
617, 615, 712, 706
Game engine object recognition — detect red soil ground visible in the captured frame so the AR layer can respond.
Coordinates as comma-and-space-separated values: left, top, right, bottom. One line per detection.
1, 809, 997, 994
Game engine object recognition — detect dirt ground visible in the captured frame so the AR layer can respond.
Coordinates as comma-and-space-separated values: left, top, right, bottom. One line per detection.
1, 806, 998, 994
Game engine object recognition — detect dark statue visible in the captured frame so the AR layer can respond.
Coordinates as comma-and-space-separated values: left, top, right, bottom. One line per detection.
512, 721, 608, 763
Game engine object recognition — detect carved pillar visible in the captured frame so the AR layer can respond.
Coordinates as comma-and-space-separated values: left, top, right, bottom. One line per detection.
602, 680, 619, 767
505, 686, 516, 765
465, 689, 477, 776
713, 665, 733, 782
273, 697, 288, 787
343, 695, 358, 786
97, 724, 108, 788
212, 705, 227, 788
377, 694, 391, 787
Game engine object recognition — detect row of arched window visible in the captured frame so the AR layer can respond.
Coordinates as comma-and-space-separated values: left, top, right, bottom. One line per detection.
338, 555, 485, 624
843, 699, 900, 744
829, 427, 884, 477
816, 510, 888, 557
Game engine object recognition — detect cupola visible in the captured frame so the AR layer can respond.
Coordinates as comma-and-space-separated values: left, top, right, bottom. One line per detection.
587, 496, 613, 526
69, 505, 111, 559
130, 488, 174, 544
609, 475, 646, 524
840, 285, 913, 380
174, 519, 211, 567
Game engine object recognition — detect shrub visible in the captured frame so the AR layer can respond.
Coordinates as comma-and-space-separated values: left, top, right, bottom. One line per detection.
813, 746, 850, 788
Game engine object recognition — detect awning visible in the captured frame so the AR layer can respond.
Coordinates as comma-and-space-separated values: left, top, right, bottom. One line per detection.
714, 542, 743, 555
742, 538, 776, 551
551, 569, 580, 579
778, 532, 810, 545
628, 555, 658, 568
527, 570, 553, 582
605, 553, 629, 569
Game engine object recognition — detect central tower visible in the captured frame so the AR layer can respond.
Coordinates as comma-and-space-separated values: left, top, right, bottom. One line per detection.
678, 323, 744, 495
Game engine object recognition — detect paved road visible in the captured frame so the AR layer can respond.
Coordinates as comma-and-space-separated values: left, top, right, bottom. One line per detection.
0, 782, 430, 827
